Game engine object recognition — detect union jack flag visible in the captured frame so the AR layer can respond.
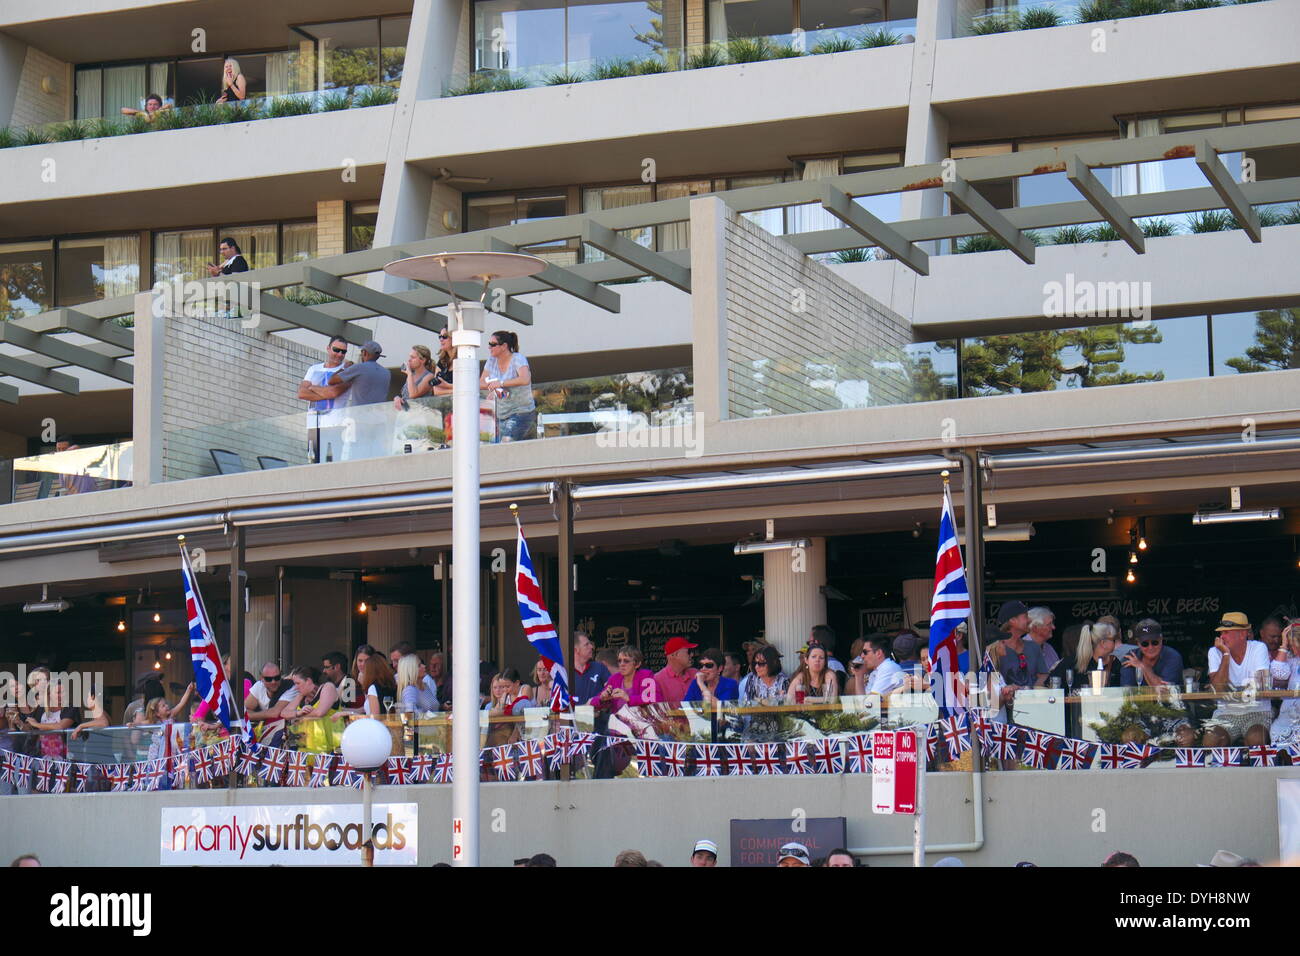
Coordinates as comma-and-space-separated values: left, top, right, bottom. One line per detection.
727, 745, 756, 776
168, 753, 188, 787
491, 745, 517, 781
51, 760, 71, 794
410, 754, 433, 783
32, 758, 52, 792
431, 753, 453, 784
180, 542, 237, 732
285, 751, 311, 787
215, 740, 236, 777
260, 747, 286, 784
545, 733, 570, 771
693, 744, 723, 777
386, 756, 412, 784
74, 762, 92, 792
986, 723, 1021, 762
1208, 747, 1242, 768
192, 748, 214, 782
1020, 730, 1057, 769
0, 752, 14, 785
785, 740, 812, 775
634, 739, 662, 777
1246, 743, 1279, 767
1055, 738, 1095, 770
515, 521, 569, 712
1093, 744, 1124, 770
752, 742, 784, 775
1120, 743, 1158, 768
333, 759, 363, 788
928, 483, 972, 717
659, 742, 688, 777
972, 709, 994, 750
810, 738, 844, 774
9, 753, 30, 788
569, 732, 596, 756
1175, 748, 1204, 768
940, 714, 973, 757
1291, 743, 1300, 765
130, 763, 147, 792
106, 763, 132, 791
141, 760, 167, 791
845, 734, 873, 774
308, 754, 333, 788
925, 723, 940, 761
235, 742, 260, 777
518, 740, 546, 778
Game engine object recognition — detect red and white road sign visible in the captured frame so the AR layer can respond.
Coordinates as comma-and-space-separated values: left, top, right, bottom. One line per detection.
871, 731, 918, 815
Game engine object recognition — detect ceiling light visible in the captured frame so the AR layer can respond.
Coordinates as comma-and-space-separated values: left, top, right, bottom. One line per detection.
734, 537, 811, 555
1125, 568, 1136, 584
164, 651, 172, 660
1136, 517, 1148, 550
1129, 551, 1138, 564
357, 601, 368, 613
117, 620, 126, 632
153, 660, 162, 670
1193, 508, 1282, 525
153, 612, 162, 623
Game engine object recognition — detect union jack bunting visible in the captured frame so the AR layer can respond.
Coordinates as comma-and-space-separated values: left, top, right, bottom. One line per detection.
1093, 744, 1124, 770
785, 740, 812, 775
751, 742, 784, 776
51, 760, 71, 794
259, 748, 286, 784
810, 738, 844, 774
845, 734, 873, 774
986, 723, 1021, 762
634, 739, 662, 777
333, 759, 362, 788
925, 723, 940, 762
491, 745, 518, 781
0, 752, 14, 785
1246, 744, 1279, 767
215, 740, 236, 776
545, 732, 570, 771
385, 756, 412, 785
431, 753, 453, 784
10, 753, 31, 788
1207, 747, 1243, 768
659, 742, 688, 777
74, 762, 92, 792
1291, 743, 1300, 765
191, 748, 214, 782
285, 751, 311, 787
940, 713, 973, 757
517, 740, 546, 779
308, 754, 333, 788
1020, 730, 1057, 769
106, 763, 132, 791
235, 742, 260, 776
409, 754, 433, 783
1120, 743, 1158, 769
727, 744, 756, 776
168, 754, 188, 787
1175, 748, 1204, 768
141, 760, 168, 791
1055, 737, 1094, 770
972, 709, 994, 752
569, 732, 596, 756
32, 758, 52, 792
129, 763, 146, 792
693, 744, 723, 777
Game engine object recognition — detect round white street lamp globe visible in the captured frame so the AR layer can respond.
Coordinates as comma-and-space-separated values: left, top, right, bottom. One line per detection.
341, 718, 392, 770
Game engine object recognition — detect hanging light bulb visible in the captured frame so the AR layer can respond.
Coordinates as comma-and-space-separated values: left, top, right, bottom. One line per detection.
1129, 551, 1138, 565
116, 620, 126, 632
1137, 518, 1148, 551
1125, 568, 1136, 584
164, 651, 172, 661
153, 612, 161, 623
358, 601, 368, 614
153, 660, 162, 670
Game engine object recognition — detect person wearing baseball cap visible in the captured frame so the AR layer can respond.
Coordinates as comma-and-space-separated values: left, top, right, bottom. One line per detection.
321, 340, 390, 408
654, 636, 699, 705
305, 339, 392, 460
1207, 612, 1273, 742
1119, 618, 1184, 687
986, 599, 1048, 723
690, 839, 718, 867
776, 842, 811, 867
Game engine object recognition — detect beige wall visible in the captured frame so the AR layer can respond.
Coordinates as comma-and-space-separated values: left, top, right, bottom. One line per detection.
315, 200, 348, 258
161, 313, 320, 480
722, 203, 912, 418
9, 43, 69, 128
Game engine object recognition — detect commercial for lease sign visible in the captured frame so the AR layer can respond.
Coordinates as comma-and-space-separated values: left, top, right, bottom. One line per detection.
161, 804, 418, 866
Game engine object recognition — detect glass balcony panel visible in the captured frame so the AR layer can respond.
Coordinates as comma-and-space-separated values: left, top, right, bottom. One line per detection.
475, 0, 567, 73
568, 0, 685, 64
1213, 308, 1300, 375
11, 441, 133, 502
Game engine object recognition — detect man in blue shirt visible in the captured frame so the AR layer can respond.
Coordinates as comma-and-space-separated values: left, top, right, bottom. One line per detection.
1119, 618, 1185, 687
570, 630, 610, 705
683, 647, 739, 703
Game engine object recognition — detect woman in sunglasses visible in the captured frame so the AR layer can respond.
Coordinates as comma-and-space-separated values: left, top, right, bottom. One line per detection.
479, 330, 534, 442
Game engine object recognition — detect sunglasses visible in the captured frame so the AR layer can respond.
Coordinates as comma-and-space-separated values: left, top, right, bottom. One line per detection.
1139, 639, 1162, 648
331, 347, 346, 355
753, 660, 767, 668
488, 341, 501, 347
264, 675, 282, 682
698, 661, 717, 670
438, 334, 450, 340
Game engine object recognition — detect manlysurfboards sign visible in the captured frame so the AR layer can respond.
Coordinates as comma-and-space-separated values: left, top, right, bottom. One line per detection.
161, 803, 418, 865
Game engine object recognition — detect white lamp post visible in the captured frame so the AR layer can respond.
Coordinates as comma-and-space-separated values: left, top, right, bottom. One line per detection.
383, 251, 546, 867
340, 717, 394, 867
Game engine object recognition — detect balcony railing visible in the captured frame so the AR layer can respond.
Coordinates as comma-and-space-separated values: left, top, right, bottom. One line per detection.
956, 0, 1277, 39
4, 441, 132, 505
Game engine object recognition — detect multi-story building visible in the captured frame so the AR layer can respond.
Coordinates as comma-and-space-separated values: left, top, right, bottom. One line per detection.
1, 0, 1298, 866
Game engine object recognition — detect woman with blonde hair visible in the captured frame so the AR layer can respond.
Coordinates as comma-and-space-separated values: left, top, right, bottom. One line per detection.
396, 653, 438, 714
217, 57, 246, 103
1049, 620, 1121, 691
394, 344, 437, 411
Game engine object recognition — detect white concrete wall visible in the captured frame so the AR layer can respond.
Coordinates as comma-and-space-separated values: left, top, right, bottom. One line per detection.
7, 42, 69, 128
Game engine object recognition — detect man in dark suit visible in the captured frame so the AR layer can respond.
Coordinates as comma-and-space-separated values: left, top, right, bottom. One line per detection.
207, 237, 249, 276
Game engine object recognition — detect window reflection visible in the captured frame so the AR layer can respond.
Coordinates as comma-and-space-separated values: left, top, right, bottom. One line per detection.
1213, 309, 1300, 375
0, 242, 53, 320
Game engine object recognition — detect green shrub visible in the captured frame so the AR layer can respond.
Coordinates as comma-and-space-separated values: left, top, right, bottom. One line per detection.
51, 119, 89, 142
265, 96, 316, 118
859, 28, 903, 47
0, 127, 14, 149
956, 234, 1005, 253
632, 57, 670, 74
771, 44, 804, 58
278, 286, 339, 306
446, 73, 495, 96
1125, 0, 1176, 15
1075, 0, 1122, 20
88, 117, 126, 138
972, 15, 1017, 33
686, 45, 727, 69
1243, 206, 1284, 228
831, 247, 874, 263
1178, 0, 1222, 7
1187, 209, 1234, 232
810, 35, 858, 54
1280, 204, 1300, 225
354, 85, 398, 107
321, 91, 353, 110
1089, 223, 1122, 242
588, 58, 635, 80
18, 127, 50, 146
544, 69, 586, 85
1050, 225, 1092, 244
727, 36, 774, 62
1138, 217, 1177, 236
152, 108, 186, 130
492, 75, 530, 91
220, 100, 261, 124
1019, 8, 1063, 28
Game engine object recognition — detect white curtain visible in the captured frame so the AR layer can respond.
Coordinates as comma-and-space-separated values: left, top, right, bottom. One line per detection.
103, 65, 146, 118
1118, 118, 1163, 196
75, 69, 102, 120
266, 52, 293, 97
584, 185, 653, 262
148, 62, 169, 104
102, 236, 140, 298
221, 225, 278, 270
153, 229, 212, 285
281, 222, 317, 263
787, 158, 841, 234
656, 180, 711, 251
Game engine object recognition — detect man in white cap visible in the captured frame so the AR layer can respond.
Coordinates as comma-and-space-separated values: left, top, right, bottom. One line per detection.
690, 839, 718, 867
777, 842, 810, 867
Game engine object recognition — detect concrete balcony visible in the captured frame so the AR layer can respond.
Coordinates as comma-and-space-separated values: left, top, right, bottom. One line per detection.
933, 2, 1300, 142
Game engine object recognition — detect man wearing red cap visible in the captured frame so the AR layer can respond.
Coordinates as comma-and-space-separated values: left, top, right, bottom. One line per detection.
654, 637, 699, 705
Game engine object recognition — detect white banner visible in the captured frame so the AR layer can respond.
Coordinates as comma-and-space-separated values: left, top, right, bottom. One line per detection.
160, 803, 418, 866
1279, 780, 1300, 865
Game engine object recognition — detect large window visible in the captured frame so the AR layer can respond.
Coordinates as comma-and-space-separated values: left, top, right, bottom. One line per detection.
348, 202, 380, 253
474, 0, 685, 75
55, 236, 140, 306
0, 242, 53, 320
707, 0, 916, 42
153, 222, 316, 285
468, 191, 575, 263
76, 62, 172, 119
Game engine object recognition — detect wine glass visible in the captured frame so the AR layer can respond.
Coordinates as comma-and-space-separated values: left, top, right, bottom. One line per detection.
382, 695, 395, 716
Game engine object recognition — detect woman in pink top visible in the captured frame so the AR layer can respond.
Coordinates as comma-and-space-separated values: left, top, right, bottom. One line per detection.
595, 646, 659, 711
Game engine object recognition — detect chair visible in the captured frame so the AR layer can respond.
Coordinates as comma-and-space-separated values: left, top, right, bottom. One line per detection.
209, 449, 247, 474
257, 456, 289, 469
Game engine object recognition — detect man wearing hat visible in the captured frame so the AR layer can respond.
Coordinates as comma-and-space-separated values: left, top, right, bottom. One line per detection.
307, 340, 392, 460
1206, 612, 1273, 742
987, 600, 1049, 719
690, 839, 718, 867
1119, 618, 1184, 687
654, 637, 699, 705
776, 842, 811, 867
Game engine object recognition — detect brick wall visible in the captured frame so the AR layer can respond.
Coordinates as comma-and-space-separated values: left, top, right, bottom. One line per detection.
685, 0, 707, 47
161, 314, 320, 480
316, 200, 347, 257
721, 206, 912, 418
10, 46, 70, 129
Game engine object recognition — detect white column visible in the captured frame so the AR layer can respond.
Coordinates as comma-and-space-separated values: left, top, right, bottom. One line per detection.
688, 196, 729, 424
762, 537, 828, 664
131, 290, 164, 486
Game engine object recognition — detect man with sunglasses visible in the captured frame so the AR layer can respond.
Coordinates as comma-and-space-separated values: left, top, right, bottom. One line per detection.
1119, 619, 1184, 687
298, 335, 351, 462
244, 662, 299, 748
683, 647, 738, 703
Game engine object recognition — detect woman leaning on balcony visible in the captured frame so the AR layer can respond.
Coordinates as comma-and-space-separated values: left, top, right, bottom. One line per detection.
394, 344, 438, 411
217, 57, 246, 103
480, 330, 535, 442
